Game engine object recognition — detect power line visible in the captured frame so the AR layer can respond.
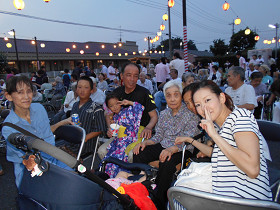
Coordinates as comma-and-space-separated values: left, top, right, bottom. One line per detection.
0, 10, 155, 35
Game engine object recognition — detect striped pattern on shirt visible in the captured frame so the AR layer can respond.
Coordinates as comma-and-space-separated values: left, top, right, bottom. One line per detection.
71, 99, 107, 154
212, 108, 272, 201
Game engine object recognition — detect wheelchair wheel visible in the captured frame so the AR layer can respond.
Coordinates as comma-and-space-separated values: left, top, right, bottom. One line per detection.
42, 103, 57, 122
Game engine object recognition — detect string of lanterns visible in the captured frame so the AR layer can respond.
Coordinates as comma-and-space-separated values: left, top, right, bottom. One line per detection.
222, 1, 257, 38
13, 0, 50, 10
144, 0, 174, 48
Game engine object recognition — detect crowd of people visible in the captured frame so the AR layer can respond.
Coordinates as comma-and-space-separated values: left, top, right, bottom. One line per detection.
1, 52, 279, 209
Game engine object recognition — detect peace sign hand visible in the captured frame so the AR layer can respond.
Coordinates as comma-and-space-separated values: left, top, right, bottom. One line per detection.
200, 106, 218, 139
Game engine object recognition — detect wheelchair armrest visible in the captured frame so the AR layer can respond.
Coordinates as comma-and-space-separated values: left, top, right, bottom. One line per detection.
101, 157, 158, 181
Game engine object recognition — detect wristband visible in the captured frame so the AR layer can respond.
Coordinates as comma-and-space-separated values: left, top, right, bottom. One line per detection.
191, 139, 195, 145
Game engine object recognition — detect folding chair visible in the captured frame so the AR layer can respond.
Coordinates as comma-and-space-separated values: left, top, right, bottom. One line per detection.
257, 120, 280, 202
54, 125, 86, 161
167, 186, 280, 210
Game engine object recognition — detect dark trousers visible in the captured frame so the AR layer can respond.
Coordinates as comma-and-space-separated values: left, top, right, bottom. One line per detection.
133, 143, 192, 210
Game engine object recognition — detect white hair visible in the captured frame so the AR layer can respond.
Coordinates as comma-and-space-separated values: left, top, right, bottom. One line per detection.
163, 80, 182, 97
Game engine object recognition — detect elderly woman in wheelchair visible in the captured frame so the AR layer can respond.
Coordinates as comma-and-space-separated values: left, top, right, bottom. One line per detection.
133, 80, 201, 209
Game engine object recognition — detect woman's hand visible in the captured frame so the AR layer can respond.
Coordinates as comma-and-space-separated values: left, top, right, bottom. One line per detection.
200, 107, 218, 139
133, 142, 146, 155
175, 136, 193, 145
159, 148, 174, 162
107, 128, 113, 138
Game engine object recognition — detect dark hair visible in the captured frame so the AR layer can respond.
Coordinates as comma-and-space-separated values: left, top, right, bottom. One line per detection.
37, 70, 44, 76
64, 69, 69, 73
6, 75, 33, 95
146, 73, 152, 78
236, 52, 241, 56
173, 52, 182, 59
105, 93, 120, 107
212, 65, 218, 71
100, 73, 105, 78
40, 66, 46, 70
71, 74, 78, 81
251, 72, 263, 80
271, 79, 280, 94
136, 60, 141, 65
160, 57, 166, 64
76, 62, 82, 67
192, 80, 234, 111
5, 67, 11, 74
121, 62, 140, 74
78, 76, 93, 90
182, 82, 199, 98
42, 76, 49, 83
11, 68, 18, 75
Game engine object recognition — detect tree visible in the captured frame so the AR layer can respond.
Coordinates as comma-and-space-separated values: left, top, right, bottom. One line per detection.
188, 40, 198, 50
209, 39, 229, 56
156, 38, 197, 51
0, 53, 8, 74
229, 29, 258, 53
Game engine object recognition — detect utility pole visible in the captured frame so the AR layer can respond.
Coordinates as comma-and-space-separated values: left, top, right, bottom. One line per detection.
229, 20, 234, 36
34, 37, 40, 70
11, 29, 21, 72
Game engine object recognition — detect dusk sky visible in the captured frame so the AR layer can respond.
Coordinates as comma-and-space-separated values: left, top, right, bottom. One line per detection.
1, 0, 280, 52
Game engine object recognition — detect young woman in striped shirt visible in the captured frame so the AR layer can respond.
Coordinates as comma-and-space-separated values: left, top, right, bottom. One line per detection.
175, 80, 272, 201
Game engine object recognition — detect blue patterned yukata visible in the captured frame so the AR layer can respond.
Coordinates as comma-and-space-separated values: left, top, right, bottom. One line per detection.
103, 102, 144, 177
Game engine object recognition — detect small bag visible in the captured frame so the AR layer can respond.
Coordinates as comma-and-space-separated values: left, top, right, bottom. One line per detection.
174, 162, 212, 193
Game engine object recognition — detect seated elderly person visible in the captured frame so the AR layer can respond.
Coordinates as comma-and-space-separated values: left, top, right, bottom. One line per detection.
133, 80, 200, 209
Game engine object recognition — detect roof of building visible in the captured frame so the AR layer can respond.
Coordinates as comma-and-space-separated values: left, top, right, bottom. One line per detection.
189, 50, 213, 57
0, 38, 137, 55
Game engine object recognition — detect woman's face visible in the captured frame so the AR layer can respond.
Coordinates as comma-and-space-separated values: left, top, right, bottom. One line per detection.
107, 98, 122, 114
165, 86, 182, 110
193, 87, 225, 121
6, 82, 33, 111
183, 77, 194, 87
183, 91, 197, 114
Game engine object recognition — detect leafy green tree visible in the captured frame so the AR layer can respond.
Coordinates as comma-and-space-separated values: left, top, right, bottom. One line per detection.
229, 29, 258, 53
0, 53, 8, 74
209, 39, 229, 56
156, 38, 197, 51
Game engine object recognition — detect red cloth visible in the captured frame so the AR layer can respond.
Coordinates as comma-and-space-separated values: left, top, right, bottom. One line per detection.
120, 182, 156, 210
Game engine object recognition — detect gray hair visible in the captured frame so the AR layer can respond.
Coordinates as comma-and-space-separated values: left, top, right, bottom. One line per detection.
163, 80, 182, 97
182, 72, 195, 82
71, 82, 77, 91
229, 66, 245, 81
55, 76, 62, 83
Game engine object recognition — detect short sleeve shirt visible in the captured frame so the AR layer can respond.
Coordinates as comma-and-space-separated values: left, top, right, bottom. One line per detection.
212, 108, 272, 200
71, 99, 107, 154
225, 84, 257, 108
113, 85, 157, 127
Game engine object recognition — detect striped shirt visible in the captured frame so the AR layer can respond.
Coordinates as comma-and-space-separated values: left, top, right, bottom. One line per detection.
212, 108, 272, 200
71, 99, 107, 154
